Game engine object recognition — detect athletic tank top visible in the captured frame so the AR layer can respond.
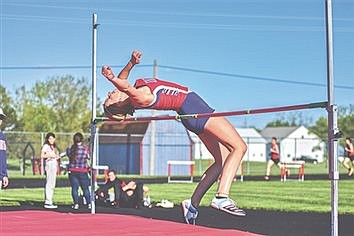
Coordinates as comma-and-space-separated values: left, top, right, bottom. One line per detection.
271, 143, 280, 159
134, 78, 189, 111
346, 144, 354, 157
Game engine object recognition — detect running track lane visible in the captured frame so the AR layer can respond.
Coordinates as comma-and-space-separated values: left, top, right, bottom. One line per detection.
1, 210, 263, 236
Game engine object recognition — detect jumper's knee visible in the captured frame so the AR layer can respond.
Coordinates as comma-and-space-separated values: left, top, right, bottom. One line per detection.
240, 141, 247, 155
234, 140, 247, 157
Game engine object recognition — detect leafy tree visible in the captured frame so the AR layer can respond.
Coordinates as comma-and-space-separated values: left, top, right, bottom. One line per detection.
14, 75, 93, 133
338, 114, 354, 139
266, 119, 292, 127
266, 111, 313, 128
338, 105, 354, 139
308, 117, 328, 141
0, 85, 17, 130
265, 105, 353, 144
308, 105, 354, 143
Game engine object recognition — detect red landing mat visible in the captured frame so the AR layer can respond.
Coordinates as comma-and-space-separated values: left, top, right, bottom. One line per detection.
1, 210, 262, 236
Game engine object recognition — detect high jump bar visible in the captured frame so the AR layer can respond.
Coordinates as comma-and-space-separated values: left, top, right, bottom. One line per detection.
94, 101, 327, 123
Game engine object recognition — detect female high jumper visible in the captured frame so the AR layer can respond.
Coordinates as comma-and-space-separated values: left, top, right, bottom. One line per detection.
102, 50, 247, 224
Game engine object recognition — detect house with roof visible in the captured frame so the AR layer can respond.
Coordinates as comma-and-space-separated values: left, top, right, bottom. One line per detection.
260, 126, 325, 163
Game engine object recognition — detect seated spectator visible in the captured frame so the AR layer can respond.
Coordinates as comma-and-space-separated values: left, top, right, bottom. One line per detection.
96, 170, 150, 208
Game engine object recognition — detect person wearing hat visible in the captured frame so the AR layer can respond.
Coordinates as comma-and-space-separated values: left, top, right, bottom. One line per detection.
0, 108, 9, 189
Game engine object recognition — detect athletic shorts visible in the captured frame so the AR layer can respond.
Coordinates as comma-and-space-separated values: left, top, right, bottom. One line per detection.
271, 158, 280, 165
177, 92, 214, 135
348, 156, 354, 162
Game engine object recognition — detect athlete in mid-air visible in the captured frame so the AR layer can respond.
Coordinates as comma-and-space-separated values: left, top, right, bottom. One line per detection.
102, 50, 247, 224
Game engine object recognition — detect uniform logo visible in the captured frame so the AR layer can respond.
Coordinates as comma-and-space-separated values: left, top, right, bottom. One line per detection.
161, 87, 179, 96
0, 140, 6, 151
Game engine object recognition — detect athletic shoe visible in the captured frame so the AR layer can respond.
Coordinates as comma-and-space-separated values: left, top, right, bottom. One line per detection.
143, 196, 152, 208
264, 176, 270, 181
210, 197, 246, 217
44, 203, 58, 209
181, 199, 198, 225
72, 204, 79, 210
157, 199, 174, 208
87, 204, 91, 210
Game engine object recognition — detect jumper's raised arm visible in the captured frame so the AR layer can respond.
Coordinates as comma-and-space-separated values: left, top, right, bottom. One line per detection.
118, 50, 141, 80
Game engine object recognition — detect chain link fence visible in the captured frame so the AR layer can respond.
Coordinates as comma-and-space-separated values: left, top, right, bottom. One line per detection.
4, 130, 327, 177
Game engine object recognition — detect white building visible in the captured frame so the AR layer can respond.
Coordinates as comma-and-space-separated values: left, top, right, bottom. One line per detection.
261, 126, 325, 163
188, 128, 267, 162
238, 128, 267, 162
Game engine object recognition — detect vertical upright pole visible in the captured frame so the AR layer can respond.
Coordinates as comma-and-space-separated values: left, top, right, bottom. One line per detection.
149, 60, 158, 175
91, 15, 97, 121
325, 1, 339, 236
89, 122, 97, 214
90, 13, 99, 214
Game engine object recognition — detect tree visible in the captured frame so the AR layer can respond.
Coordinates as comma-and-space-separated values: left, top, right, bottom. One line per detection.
0, 85, 17, 130
308, 105, 354, 143
14, 75, 93, 133
308, 117, 328, 141
265, 105, 354, 144
265, 111, 313, 128
338, 105, 354, 139
266, 119, 292, 127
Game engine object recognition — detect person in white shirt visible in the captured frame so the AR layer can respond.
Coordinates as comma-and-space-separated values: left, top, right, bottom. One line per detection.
41, 132, 60, 209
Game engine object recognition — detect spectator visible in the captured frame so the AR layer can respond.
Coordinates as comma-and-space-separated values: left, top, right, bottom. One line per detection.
96, 169, 150, 208
0, 108, 9, 190
264, 137, 280, 180
343, 137, 354, 176
66, 132, 91, 210
41, 132, 60, 209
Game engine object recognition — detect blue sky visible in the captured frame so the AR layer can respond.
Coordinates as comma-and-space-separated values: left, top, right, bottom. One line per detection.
1, 0, 353, 129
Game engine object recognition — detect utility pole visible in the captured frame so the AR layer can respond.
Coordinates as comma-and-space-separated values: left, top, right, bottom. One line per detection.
149, 60, 158, 175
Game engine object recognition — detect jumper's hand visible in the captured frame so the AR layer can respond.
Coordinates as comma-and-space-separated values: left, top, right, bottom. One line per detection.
130, 50, 142, 65
102, 66, 115, 81
2, 177, 8, 188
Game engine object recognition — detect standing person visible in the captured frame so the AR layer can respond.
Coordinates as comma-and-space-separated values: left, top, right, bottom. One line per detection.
343, 137, 354, 176
41, 132, 60, 209
264, 137, 280, 180
102, 50, 247, 224
0, 108, 9, 190
66, 132, 91, 210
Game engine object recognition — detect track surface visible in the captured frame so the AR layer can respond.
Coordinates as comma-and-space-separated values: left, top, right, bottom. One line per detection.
1, 203, 353, 236
2, 175, 353, 235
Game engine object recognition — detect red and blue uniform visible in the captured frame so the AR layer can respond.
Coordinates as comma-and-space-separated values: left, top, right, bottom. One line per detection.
134, 78, 214, 134
134, 78, 189, 111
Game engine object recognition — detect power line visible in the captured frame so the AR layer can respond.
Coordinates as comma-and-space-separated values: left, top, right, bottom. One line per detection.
0, 65, 152, 70
1, 64, 352, 90
3, 3, 354, 22
158, 65, 354, 90
3, 14, 353, 32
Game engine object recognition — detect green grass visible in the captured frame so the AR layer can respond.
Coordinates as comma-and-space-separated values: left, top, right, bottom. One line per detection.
7, 158, 347, 178
3, 158, 353, 214
1, 180, 353, 214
